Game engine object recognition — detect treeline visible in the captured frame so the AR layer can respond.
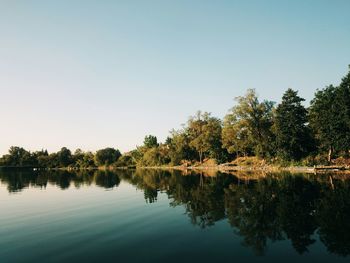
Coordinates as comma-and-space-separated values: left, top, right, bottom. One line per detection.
0, 147, 122, 168
126, 65, 350, 166
1, 66, 350, 168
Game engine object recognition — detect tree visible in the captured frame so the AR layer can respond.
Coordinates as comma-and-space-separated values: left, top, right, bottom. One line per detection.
187, 111, 222, 163
0, 146, 36, 167
309, 66, 350, 161
335, 66, 350, 154
143, 135, 159, 148
166, 129, 196, 165
222, 111, 253, 157
114, 153, 135, 168
274, 89, 314, 161
223, 89, 275, 158
72, 149, 84, 166
309, 86, 337, 161
76, 151, 96, 168
95, 148, 121, 166
139, 146, 170, 167
56, 147, 73, 167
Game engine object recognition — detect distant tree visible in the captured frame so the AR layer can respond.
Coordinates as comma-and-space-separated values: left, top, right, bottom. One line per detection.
167, 129, 196, 165
0, 146, 36, 167
72, 149, 84, 165
114, 153, 135, 168
56, 147, 73, 167
187, 111, 222, 163
309, 86, 337, 161
129, 148, 144, 165
95, 148, 121, 166
335, 67, 350, 153
309, 67, 350, 161
222, 111, 253, 157
143, 135, 159, 148
139, 146, 170, 167
223, 89, 275, 158
32, 149, 48, 167
274, 89, 314, 161
75, 151, 96, 168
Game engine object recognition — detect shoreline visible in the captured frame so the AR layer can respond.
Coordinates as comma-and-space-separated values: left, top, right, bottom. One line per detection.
1, 164, 350, 175
135, 164, 350, 174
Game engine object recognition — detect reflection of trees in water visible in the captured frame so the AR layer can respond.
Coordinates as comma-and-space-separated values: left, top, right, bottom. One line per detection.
276, 176, 319, 254
144, 188, 158, 203
225, 179, 283, 255
0, 169, 47, 192
128, 170, 350, 257
0, 168, 121, 191
173, 173, 234, 228
225, 176, 320, 255
1, 168, 350, 257
316, 180, 350, 256
94, 170, 120, 189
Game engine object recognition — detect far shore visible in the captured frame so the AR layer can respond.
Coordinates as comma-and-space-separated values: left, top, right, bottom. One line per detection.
136, 164, 350, 174
2, 164, 350, 175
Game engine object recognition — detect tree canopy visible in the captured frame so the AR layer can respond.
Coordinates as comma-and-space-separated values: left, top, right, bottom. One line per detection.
95, 148, 121, 166
222, 89, 275, 158
274, 89, 314, 161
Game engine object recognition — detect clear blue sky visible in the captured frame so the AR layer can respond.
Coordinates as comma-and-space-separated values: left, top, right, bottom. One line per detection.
1, 0, 349, 154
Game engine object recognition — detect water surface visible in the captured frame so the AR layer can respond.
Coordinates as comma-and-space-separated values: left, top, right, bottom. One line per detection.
0, 168, 349, 262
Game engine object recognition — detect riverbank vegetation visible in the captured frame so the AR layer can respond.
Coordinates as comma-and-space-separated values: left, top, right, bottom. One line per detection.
1, 66, 350, 169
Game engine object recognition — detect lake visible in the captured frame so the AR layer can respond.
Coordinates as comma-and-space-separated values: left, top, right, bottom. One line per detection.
0, 168, 349, 262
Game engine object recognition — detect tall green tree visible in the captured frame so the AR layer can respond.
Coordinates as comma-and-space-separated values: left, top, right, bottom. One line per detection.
309, 86, 337, 161
138, 146, 170, 167
166, 129, 196, 165
274, 89, 313, 161
0, 146, 36, 167
57, 147, 73, 167
335, 67, 350, 153
187, 111, 222, 163
76, 151, 96, 168
143, 135, 159, 148
223, 89, 275, 158
95, 148, 121, 166
309, 66, 350, 161
222, 112, 253, 157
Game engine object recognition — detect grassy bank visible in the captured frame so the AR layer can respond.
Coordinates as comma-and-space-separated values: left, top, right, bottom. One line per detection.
135, 156, 350, 174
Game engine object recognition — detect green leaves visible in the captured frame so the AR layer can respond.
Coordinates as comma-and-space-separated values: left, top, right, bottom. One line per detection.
309, 67, 350, 160
143, 135, 159, 148
222, 89, 275, 158
187, 111, 223, 163
95, 148, 121, 166
274, 89, 313, 161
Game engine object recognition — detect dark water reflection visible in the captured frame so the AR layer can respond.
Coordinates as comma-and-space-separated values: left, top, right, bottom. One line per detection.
0, 168, 350, 261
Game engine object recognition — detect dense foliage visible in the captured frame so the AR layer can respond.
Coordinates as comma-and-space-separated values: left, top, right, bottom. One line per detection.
1, 66, 350, 167
274, 89, 314, 161
0, 146, 121, 168
222, 89, 274, 158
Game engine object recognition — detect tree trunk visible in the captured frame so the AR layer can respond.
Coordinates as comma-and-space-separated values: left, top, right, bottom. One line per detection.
328, 147, 333, 163
329, 175, 334, 190
199, 151, 203, 164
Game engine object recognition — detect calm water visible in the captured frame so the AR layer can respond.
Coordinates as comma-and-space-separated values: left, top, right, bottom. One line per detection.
0, 169, 349, 262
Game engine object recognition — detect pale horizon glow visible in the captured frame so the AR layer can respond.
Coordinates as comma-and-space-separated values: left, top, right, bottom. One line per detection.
1, 0, 350, 155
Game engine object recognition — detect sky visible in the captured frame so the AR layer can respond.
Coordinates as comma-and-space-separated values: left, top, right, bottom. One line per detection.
1, 0, 350, 155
